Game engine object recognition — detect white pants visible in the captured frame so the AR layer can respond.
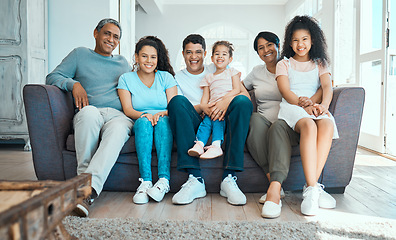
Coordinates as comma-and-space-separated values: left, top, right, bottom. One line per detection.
73, 106, 133, 196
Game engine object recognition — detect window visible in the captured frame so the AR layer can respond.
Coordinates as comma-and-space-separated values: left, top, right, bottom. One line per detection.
334, 0, 356, 85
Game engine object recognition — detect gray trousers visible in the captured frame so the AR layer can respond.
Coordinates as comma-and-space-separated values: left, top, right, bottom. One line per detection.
246, 113, 299, 184
73, 106, 133, 196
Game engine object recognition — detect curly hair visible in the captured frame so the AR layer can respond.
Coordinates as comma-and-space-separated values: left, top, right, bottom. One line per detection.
280, 15, 330, 67
133, 36, 175, 76
212, 40, 234, 57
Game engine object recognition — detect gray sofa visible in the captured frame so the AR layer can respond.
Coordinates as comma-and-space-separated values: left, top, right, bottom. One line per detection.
23, 84, 364, 194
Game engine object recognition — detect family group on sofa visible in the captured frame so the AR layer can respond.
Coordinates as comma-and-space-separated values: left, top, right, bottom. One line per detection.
45, 16, 339, 219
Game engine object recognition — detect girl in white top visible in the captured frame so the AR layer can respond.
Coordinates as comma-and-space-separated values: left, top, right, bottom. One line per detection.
188, 41, 241, 159
276, 15, 338, 216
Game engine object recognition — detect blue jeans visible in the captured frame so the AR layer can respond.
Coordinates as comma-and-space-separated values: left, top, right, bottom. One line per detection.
133, 116, 173, 181
196, 116, 225, 145
168, 95, 253, 171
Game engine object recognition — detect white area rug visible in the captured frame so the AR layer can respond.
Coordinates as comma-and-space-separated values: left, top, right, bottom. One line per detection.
63, 216, 396, 240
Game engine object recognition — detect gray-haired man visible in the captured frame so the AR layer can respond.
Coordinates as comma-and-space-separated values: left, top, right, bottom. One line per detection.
46, 18, 133, 217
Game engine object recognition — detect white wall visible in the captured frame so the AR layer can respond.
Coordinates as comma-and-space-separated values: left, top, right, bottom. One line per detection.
135, 4, 286, 71
48, 2, 287, 73
284, 0, 335, 74
48, 0, 119, 72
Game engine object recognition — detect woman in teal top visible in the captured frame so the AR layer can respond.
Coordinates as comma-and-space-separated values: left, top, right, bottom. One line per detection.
117, 36, 177, 204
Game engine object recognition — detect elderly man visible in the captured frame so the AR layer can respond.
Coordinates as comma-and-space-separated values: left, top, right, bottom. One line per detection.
46, 18, 132, 217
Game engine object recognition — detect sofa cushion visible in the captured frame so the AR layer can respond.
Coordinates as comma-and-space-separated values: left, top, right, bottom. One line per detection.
66, 133, 302, 156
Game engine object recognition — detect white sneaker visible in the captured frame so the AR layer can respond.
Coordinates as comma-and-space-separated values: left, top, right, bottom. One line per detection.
220, 174, 246, 205
133, 178, 152, 204
188, 142, 204, 157
301, 185, 320, 216
200, 145, 223, 159
261, 200, 282, 219
303, 183, 336, 209
172, 174, 206, 205
147, 178, 170, 202
317, 183, 336, 209
259, 188, 285, 204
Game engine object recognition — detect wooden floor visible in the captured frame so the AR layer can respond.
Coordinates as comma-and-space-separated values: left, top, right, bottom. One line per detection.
1, 144, 395, 223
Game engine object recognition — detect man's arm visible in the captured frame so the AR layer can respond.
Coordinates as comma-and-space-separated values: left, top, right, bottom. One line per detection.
46, 49, 78, 92
46, 48, 88, 110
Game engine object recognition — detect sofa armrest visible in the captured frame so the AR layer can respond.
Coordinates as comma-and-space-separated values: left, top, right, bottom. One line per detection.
23, 84, 75, 180
322, 87, 365, 190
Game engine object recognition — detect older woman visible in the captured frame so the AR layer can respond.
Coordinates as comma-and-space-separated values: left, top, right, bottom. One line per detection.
242, 32, 334, 218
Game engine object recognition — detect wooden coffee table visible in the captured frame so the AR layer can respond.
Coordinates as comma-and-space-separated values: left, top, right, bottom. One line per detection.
0, 173, 91, 240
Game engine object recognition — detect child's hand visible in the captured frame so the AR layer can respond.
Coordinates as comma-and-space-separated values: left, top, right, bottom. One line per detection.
298, 96, 313, 108
313, 104, 330, 117
303, 105, 318, 116
201, 103, 214, 117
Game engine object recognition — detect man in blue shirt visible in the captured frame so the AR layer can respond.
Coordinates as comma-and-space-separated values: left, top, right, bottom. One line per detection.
46, 18, 132, 217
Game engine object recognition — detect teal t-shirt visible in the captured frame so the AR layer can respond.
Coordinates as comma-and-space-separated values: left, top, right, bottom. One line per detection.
46, 47, 131, 111
117, 70, 176, 115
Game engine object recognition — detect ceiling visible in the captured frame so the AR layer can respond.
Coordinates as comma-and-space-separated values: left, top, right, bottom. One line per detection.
157, 0, 289, 5
136, 0, 290, 15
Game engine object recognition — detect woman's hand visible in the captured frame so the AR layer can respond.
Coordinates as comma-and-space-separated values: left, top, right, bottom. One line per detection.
141, 113, 155, 126
141, 111, 167, 126
152, 111, 167, 125
298, 96, 313, 108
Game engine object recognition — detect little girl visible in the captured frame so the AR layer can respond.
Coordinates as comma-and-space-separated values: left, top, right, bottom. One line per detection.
188, 41, 241, 159
276, 16, 339, 216
117, 36, 177, 204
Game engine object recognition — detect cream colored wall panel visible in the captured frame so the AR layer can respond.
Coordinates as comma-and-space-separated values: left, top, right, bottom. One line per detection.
28, 0, 45, 49
0, 56, 23, 124
30, 57, 45, 84
0, 0, 21, 45
0, 0, 47, 149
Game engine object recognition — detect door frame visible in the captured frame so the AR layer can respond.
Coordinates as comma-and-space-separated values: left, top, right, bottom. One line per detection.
356, 0, 388, 153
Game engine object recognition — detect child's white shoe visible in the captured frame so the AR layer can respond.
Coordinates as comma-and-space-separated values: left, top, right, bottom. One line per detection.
147, 178, 170, 202
133, 178, 152, 204
200, 145, 223, 159
188, 142, 204, 157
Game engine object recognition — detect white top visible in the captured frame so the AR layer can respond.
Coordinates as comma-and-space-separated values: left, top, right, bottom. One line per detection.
243, 64, 282, 123
175, 64, 216, 106
277, 57, 339, 139
276, 57, 330, 78
200, 67, 240, 104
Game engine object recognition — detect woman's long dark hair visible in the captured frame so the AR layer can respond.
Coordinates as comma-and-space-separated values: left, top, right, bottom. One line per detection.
280, 15, 330, 67
133, 36, 175, 76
